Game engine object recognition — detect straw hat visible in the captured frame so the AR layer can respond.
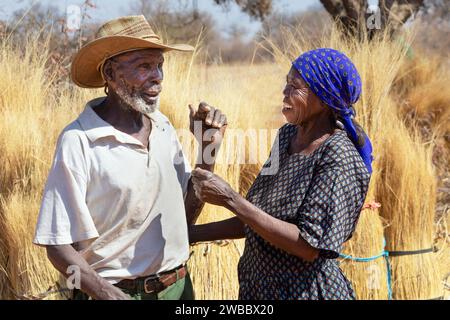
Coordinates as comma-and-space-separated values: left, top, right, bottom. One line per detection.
71, 15, 194, 88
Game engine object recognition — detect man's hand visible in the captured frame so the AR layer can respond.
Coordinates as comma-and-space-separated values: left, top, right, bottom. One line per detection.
95, 284, 132, 300
46, 245, 132, 300
188, 102, 227, 148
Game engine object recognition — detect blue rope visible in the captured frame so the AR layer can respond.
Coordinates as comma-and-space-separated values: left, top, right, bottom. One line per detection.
384, 252, 393, 300
339, 238, 393, 300
339, 251, 386, 262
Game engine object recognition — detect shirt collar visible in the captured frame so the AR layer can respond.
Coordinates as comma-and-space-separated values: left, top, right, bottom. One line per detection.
77, 96, 165, 146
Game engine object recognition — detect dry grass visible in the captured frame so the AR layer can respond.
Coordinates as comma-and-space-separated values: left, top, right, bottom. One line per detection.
0, 22, 448, 299
393, 54, 450, 275
0, 33, 100, 299
376, 123, 441, 299
339, 207, 389, 300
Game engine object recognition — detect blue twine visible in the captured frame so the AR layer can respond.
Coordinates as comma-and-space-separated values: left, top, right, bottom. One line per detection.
384, 252, 393, 300
339, 238, 393, 300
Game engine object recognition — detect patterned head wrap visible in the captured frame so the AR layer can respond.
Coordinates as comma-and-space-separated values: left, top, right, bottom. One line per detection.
292, 48, 373, 174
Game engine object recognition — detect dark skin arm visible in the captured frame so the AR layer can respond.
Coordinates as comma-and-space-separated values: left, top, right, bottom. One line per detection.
185, 181, 206, 226
185, 102, 227, 225
191, 168, 320, 262
188, 217, 245, 243
46, 245, 131, 300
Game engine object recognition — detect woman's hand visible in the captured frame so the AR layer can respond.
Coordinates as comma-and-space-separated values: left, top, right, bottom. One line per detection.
191, 168, 237, 207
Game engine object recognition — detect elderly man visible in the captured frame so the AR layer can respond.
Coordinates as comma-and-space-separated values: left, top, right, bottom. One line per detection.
33, 15, 227, 300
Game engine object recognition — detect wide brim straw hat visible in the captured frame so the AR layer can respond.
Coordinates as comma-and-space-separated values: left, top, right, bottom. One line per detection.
71, 15, 194, 88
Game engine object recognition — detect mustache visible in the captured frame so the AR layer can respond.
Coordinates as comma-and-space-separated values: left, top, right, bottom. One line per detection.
118, 79, 161, 97
142, 85, 162, 95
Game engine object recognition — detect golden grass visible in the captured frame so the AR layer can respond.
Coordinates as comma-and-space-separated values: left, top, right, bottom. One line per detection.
0, 22, 448, 300
376, 124, 441, 299
339, 207, 388, 300
0, 34, 100, 299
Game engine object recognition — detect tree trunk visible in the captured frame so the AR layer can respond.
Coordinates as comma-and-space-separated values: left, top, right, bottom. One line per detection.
320, 0, 424, 40
380, 0, 424, 32
320, 0, 368, 39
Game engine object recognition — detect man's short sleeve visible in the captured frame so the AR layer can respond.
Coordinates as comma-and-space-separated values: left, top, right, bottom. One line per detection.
33, 129, 99, 246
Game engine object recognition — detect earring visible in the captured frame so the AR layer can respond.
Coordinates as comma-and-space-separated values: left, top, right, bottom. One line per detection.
349, 105, 357, 118
336, 120, 345, 129
104, 85, 108, 96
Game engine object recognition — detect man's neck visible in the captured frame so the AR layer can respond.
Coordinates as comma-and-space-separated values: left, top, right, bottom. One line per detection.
95, 94, 151, 134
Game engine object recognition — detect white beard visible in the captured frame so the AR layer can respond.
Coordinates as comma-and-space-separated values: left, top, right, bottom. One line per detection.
115, 86, 159, 115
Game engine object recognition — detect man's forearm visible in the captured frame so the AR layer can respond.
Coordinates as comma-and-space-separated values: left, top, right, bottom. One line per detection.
185, 178, 205, 225
185, 143, 218, 224
46, 245, 129, 300
196, 140, 218, 171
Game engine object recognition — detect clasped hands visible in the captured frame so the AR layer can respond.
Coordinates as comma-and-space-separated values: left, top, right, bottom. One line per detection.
188, 102, 238, 206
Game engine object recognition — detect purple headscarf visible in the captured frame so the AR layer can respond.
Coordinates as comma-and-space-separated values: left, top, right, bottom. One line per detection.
292, 48, 373, 174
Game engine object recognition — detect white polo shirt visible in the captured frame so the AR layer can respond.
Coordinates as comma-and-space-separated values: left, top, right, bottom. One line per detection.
33, 97, 191, 283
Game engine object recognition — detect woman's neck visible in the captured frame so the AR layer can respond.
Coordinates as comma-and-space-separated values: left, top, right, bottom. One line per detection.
290, 112, 336, 155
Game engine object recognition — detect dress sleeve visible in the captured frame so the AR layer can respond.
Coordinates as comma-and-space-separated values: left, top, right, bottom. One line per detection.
295, 160, 357, 259
33, 131, 99, 246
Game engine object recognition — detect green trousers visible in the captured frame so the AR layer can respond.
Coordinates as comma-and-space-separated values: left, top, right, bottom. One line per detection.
72, 271, 194, 300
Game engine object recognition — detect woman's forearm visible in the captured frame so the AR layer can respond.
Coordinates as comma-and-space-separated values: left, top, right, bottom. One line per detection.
189, 217, 245, 243
225, 192, 319, 262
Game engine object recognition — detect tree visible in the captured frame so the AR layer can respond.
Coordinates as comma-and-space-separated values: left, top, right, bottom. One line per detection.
213, 0, 273, 20
130, 0, 219, 44
259, 7, 331, 44
412, 0, 450, 54
319, 0, 425, 39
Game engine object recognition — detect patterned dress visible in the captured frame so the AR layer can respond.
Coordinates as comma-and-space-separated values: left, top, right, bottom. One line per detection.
238, 124, 371, 300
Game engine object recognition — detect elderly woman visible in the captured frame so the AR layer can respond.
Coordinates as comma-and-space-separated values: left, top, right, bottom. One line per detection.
189, 48, 373, 300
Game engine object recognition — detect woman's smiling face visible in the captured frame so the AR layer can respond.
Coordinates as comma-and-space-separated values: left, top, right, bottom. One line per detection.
282, 67, 325, 125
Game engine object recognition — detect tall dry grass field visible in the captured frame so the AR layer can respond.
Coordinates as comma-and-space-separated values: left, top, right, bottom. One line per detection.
0, 33, 101, 299
0, 24, 448, 299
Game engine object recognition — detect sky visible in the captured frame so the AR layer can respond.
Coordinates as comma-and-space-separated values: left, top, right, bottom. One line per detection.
0, 0, 322, 37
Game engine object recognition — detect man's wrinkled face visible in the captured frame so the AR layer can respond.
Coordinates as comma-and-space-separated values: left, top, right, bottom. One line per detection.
103, 48, 164, 114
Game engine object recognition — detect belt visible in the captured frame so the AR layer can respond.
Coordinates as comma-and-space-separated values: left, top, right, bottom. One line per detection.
114, 265, 186, 294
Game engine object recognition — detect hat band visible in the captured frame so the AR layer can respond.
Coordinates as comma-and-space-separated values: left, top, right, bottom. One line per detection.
96, 19, 159, 39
